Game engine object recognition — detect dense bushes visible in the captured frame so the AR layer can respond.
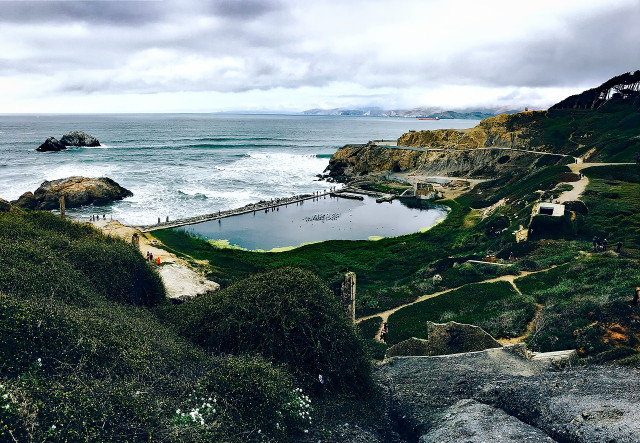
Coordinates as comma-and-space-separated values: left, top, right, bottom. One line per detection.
0, 211, 320, 441
165, 267, 372, 393
0, 211, 164, 307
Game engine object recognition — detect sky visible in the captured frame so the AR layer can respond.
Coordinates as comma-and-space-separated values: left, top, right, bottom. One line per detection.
0, 0, 639, 113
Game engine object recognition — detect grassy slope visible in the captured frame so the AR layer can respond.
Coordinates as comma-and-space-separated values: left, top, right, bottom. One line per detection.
581, 165, 640, 252
386, 281, 535, 345
542, 104, 640, 161
515, 258, 640, 355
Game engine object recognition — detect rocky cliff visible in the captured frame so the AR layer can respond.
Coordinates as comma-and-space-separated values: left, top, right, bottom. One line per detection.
377, 348, 640, 442
325, 141, 564, 180
13, 177, 133, 210
397, 111, 546, 150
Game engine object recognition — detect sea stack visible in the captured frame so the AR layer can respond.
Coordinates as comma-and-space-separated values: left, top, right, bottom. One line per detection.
60, 131, 101, 147
36, 136, 67, 152
13, 177, 133, 210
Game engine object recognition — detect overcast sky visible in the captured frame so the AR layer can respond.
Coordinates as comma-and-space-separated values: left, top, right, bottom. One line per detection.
1, 0, 639, 113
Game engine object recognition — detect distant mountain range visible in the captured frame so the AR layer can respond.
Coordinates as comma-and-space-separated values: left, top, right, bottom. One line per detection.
301, 106, 524, 119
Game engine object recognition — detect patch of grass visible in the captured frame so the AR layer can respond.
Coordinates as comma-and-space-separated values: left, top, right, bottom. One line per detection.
386, 281, 535, 345
457, 165, 574, 209
0, 211, 165, 307
357, 316, 383, 340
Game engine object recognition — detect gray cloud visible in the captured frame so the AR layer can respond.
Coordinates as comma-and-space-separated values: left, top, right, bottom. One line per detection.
439, 3, 640, 89
207, 0, 284, 19
1, 0, 639, 110
0, 1, 165, 25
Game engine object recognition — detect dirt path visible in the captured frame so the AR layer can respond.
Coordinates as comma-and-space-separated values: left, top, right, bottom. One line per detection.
358, 266, 558, 342
557, 162, 635, 203
93, 219, 219, 300
497, 303, 543, 346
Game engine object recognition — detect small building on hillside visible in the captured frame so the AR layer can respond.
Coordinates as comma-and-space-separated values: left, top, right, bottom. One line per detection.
414, 182, 436, 200
535, 202, 565, 217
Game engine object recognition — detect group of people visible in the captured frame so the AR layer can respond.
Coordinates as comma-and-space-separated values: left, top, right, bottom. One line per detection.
90, 214, 108, 222
146, 251, 160, 264
592, 236, 623, 253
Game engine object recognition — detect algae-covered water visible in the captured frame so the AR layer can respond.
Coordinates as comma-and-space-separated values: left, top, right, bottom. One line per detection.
178, 194, 448, 251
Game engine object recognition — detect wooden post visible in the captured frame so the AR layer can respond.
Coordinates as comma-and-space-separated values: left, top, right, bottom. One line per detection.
131, 233, 140, 249
341, 272, 356, 323
59, 196, 65, 219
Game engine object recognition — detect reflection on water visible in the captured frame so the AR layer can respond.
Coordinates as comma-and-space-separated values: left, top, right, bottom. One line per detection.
178, 195, 449, 251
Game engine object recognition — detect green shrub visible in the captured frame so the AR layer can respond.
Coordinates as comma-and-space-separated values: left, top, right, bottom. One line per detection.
172, 355, 312, 441
165, 268, 372, 393
0, 211, 165, 307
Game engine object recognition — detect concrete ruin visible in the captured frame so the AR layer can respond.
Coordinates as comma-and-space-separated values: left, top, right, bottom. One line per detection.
535, 202, 565, 217
414, 181, 436, 200
385, 321, 502, 358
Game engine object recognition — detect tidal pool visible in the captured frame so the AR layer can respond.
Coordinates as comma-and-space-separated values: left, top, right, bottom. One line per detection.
177, 194, 449, 251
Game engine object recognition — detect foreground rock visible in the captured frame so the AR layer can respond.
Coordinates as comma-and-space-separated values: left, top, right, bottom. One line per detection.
386, 322, 502, 358
13, 177, 133, 210
377, 347, 640, 442
36, 136, 67, 152
60, 131, 100, 147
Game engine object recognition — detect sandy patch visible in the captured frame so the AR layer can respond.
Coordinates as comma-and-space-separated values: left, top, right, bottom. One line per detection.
92, 219, 219, 300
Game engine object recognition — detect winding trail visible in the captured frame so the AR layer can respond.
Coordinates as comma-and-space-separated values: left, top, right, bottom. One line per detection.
557, 162, 635, 203
357, 265, 560, 342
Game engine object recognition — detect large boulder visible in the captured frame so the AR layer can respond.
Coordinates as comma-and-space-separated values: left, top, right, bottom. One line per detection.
13, 177, 133, 210
13, 192, 37, 210
60, 131, 100, 147
36, 137, 67, 152
385, 321, 502, 358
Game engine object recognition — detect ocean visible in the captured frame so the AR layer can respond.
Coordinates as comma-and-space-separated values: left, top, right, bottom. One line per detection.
0, 114, 478, 225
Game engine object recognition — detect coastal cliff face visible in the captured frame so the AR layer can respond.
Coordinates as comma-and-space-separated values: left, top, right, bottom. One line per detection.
326, 141, 561, 180
397, 111, 547, 150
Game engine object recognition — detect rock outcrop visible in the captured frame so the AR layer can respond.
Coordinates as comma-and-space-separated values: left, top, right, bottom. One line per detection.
397, 111, 546, 150
0, 198, 12, 212
325, 142, 563, 180
36, 137, 67, 152
377, 347, 640, 442
13, 192, 37, 210
60, 131, 100, 147
13, 177, 133, 210
385, 322, 502, 358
